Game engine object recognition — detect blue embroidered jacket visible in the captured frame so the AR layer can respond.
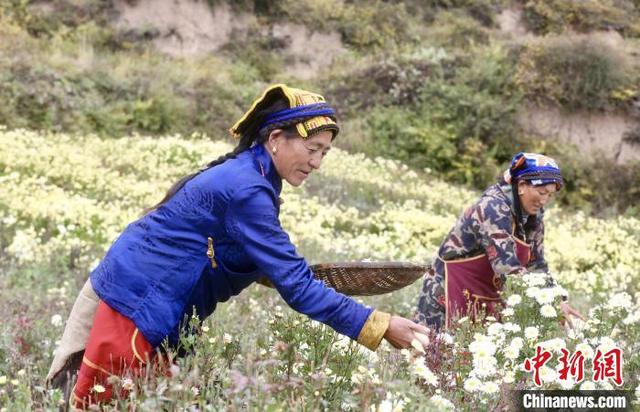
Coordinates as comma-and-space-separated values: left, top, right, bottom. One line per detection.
90, 144, 373, 347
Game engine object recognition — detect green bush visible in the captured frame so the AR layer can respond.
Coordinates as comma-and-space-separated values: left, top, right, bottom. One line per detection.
2, 0, 114, 39
346, 45, 521, 188
276, 0, 417, 50
523, 0, 640, 38
422, 10, 490, 49
320, 49, 442, 119
515, 35, 632, 111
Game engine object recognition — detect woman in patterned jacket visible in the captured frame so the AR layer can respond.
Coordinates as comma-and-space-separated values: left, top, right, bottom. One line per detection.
48, 84, 430, 408
414, 152, 585, 330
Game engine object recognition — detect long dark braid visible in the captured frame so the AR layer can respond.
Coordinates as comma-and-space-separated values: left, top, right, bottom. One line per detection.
511, 180, 526, 240
143, 100, 308, 215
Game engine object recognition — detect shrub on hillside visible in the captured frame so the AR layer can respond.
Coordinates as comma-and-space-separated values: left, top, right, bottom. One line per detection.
2, 0, 113, 38
320, 49, 443, 118
422, 10, 491, 49
523, 0, 640, 38
0, 15, 261, 138
276, 0, 417, 50
515, 35, 632, 111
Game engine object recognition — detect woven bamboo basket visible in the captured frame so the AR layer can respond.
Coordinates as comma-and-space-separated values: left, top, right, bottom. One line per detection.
257, 261, 429, 296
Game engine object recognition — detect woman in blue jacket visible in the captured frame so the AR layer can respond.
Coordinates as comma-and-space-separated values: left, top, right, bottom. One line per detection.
49, 84, 430, 408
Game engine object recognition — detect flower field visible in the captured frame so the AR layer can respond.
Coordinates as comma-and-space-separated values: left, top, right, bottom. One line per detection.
0, 127, 639, 410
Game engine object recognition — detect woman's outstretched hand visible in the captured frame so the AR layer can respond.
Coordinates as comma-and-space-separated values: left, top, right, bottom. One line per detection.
383, 316, 431, 349
559, 301, 586, 329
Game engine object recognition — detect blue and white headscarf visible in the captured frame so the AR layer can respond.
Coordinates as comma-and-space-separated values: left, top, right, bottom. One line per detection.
503, 152, 563, 190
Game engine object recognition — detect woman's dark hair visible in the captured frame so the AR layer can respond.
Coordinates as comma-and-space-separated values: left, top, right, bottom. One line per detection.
143, 99, 300, 215
511, 179, 538, 240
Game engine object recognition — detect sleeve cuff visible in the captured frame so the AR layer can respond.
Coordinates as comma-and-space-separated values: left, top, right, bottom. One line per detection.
357, 310, 391, 351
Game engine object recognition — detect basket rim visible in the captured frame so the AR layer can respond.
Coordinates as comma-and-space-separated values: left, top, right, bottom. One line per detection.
310, 261, 429, 270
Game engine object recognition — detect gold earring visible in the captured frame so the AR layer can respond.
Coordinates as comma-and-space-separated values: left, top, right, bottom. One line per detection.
272, 146, 277, 154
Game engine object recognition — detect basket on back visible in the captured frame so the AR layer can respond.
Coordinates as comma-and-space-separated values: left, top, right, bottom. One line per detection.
257, 261, 429, 296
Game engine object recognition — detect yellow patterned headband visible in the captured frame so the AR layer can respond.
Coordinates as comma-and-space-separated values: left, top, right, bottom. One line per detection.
229, 84, 339, 139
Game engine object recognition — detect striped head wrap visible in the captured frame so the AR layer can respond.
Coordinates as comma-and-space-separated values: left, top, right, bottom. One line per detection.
503, 152, 563, 190
229, 84, 339, 139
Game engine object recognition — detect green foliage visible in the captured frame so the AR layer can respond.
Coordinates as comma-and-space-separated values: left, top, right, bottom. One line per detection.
321, 48, 441, 118
422, 9, 490, 49
276, 0, 418, 50
402, 0, 507, 26
2, 0, 113, 38
523, 0, 640, 38
515, 35, 632, 111
220, 24, 290, 80
0, 20, 262, 137
350, 44, 521, 188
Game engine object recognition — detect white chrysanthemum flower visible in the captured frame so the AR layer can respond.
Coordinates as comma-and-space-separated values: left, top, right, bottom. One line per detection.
599, 381, 613, 390
607, 292, 632, 309
540, 366, 557, 384
558, 377, 575, 390
523, 273, 547, 287
469, 335, 497, 358
50, 314, 63, 327
223, 333, 233, 344
6, 229, 39, 264
506, 294, 522, 306
502, 371, 515, 384
351, 372, 364, 385
540, 304, 557, 318
575, 342, 594, 359
429, 394, 455, 410
511, 337, 524, 350
596, 337, 617, 354
534, 288, 555, 305
502, 307, 515, 317
412, 358, 438, 386
540, 338, 566, 353
580, 381, 596, 390
372, 399, 393, 412
92, 384, 106, 393
463, 376, 482, 392
437, 332, 454, 344
503, 345, 520, 360
526, 287, 541, 299
481, 381, 500, 395
472, 357, 498, 378
551, 286, 569, 298
502, 323, 521, 333
524, 326, 539, 340
622, 311, 640, 325
487, 323, 503, 336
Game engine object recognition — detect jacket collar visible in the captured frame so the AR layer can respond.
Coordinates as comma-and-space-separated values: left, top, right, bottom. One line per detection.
496, 183, 544, 222
250, 143, 282, 195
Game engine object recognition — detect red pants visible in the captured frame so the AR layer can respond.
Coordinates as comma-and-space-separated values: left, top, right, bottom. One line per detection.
72, 301, 156, 409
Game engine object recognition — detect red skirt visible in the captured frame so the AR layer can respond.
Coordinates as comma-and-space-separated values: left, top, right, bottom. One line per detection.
72, 301, 157, 409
